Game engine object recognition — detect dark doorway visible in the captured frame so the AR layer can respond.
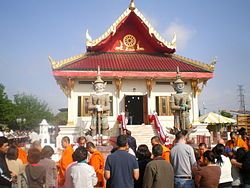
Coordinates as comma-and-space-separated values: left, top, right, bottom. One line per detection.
125, 95, 144, 125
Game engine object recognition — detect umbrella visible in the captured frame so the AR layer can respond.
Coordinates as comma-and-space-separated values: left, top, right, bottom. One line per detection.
199, 112, 236, 124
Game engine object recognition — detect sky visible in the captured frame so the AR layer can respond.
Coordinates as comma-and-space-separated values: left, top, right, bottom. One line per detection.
0, 0, 250, 115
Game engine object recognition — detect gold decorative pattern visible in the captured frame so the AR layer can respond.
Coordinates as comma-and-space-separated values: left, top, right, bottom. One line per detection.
191, 79, 207, 97
146, 78, 154, 97
115, 40, 124, 50
56, 78, 75, 97
172, 54, 215, 72
115, 35, 144, 51
123, 34, 136, 48
86, 5, 176, 49
49, 53, 87, 70
115, 78, 122, 98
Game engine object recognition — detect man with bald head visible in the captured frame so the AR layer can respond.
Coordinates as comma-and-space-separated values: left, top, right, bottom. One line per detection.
151, 136, 170, 162
57, 136, 74, 187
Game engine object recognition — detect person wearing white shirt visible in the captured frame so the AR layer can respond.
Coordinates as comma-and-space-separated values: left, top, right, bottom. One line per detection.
70, 146, 97, 188
213, 144, 233, 188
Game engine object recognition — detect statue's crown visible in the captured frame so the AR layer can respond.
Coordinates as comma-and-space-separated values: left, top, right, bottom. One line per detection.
94, 66, 104, 84
174, 67, 184, 84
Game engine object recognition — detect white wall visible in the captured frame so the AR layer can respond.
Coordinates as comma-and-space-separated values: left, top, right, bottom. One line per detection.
66, 78, 199, 128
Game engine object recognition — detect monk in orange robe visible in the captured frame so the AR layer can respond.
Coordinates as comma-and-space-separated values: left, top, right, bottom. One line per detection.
13, 141, 28, 164
240, 131, 249, 150
226, 132, 248, 150
151, 136, 170, 162
18, 146, 27, 164
57, 136, 74, 187
86, 142, 105, 188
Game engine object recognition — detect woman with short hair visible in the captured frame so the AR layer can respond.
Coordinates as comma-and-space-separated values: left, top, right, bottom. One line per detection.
39, 146, 57, 188
25, 148, 46, 188
6, 145, 26, 188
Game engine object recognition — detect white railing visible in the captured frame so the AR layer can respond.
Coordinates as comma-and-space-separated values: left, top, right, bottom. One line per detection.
149, 112, 170, 146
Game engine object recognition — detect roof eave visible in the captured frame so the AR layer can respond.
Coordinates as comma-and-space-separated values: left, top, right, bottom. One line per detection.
172, 54, 215, 72
52, 70, 214, 80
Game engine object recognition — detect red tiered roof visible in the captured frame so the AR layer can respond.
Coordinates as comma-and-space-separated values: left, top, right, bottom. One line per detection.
60, 52, 208, 72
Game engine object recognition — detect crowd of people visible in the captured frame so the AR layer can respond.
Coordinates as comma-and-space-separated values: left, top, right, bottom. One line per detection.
0, 128, 250, 188
0, 129, 30, 143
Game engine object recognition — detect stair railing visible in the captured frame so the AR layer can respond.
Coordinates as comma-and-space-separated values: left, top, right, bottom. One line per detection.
149, 112, 170, 146
117, 112, 127, 132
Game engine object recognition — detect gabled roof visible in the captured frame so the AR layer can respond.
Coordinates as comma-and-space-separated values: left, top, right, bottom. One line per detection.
50, 1, 215, 80
86, 3, 176, 53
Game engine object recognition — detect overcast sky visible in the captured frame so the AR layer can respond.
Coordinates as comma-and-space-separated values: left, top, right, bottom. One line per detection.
0, 0, 249, 114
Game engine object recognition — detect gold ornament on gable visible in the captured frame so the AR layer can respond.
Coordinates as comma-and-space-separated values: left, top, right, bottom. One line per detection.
115, 34, 144, 51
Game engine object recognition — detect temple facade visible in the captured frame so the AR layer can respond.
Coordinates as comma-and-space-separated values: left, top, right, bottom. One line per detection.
50, 1, 215, 137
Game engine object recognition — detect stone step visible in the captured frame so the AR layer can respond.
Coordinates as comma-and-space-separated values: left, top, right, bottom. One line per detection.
126, 125, 156, 149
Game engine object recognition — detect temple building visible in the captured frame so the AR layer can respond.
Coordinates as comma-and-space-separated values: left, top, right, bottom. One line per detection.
50, 1, 215, 143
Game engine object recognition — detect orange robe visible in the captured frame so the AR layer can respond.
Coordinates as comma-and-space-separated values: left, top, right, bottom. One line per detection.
88, 150, 105, 187
226, 138, 248, 150
18, 147, 27, 164
57, 145, 74, 186
162, 145, 170, 162
237, 138, 249, 150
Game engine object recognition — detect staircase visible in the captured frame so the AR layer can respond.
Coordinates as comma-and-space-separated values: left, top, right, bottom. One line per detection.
127, 124, 157, 149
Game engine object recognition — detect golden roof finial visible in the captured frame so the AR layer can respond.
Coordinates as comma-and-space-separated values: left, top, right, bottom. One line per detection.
129, 0, 135, 11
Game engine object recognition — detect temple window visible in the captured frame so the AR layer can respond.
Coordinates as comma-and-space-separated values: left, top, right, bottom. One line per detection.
77, 96, 113, 117
78, 96, 90, 116
155, 96, 172, 116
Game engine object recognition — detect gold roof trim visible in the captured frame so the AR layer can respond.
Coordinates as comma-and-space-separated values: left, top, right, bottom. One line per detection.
134, 9, 176, 49
172, 54, 215, 72
49, 53, 87, 70
86, 8, 131, 47
86, 6, 176, 49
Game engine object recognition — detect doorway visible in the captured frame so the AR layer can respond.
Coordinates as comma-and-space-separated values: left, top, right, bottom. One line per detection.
125, 95, 148, 125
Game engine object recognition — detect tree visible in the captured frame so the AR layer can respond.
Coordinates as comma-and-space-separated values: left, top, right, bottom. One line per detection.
13, 93, 54, 130
220, 110, 233, 118
53, 111, 68, 126
0, 84, 15, 127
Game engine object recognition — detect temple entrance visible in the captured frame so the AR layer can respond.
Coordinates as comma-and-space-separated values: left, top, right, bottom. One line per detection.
125, 95, 148, 125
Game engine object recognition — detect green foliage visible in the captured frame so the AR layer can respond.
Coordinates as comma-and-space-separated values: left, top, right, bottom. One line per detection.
0, 84, 15, 126
13, 93, 54, 130
220, 110, 233, 118
53, 111, 68, 126
0, 83, 57, 130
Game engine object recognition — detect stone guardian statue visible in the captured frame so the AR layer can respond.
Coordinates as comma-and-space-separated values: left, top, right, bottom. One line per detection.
88, 67, 110, 140
170, 68, 191, 133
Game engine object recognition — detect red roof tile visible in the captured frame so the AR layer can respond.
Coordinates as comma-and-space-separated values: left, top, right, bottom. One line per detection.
60, 52, 210, 73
